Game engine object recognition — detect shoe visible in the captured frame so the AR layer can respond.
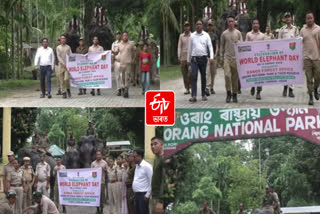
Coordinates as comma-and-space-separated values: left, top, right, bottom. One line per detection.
91, 90, 95, 96
282, 86, 288, 97
48, 94, 52, 99
315, 88, 319, 100
250, 87, 255, 96
232, 93, 238, 103
189, 97, 197, 103
62, 206, 66, 213
210, 88, 215, 94
56, 90, 62, 95
62, 92, 67, 99
205, 88, 210, 96
288, 88, 295, 98
78, 89, 83, 95
256, 92, 261, 100
123, 88, 129, 98
202, 96, 208, 101
309, 93, 314, 105
226, 91, 231, 103
83, 89, 87, 94
67, 89, 71, 98
184, 90, 190, 95
97, 89, 101, 95
40, 94, 45, 98
116, 89, 121, 96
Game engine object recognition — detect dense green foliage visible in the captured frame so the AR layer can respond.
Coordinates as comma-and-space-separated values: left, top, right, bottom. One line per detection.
0, 108, 145, 156
165, 137, 320, 213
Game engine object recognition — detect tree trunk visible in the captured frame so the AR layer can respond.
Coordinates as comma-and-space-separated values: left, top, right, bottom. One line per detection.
11, 7, 15, 79
5, 23, 8, 80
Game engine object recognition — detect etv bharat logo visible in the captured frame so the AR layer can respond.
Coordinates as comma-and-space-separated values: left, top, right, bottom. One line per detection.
101, 54, 106, 61
146, 91, 175, 126
92, 171, 97, 178
289, 42, 296, 51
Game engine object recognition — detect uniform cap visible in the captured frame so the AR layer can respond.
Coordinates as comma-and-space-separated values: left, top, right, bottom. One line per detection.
184, 21, 190, 26
23, 157, 31, 161
116, 31, 121, 35
33, 191, 42, 199
79, 37, 84, 41
7, 190, 16, 198
284, 12, 291, 17
7, 151, 14, 156
127, 150, 134, 156
208, 20, 213, 25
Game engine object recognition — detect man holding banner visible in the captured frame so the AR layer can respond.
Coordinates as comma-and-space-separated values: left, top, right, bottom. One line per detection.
91, 151, 108, 214
278, 12, 299, 98
220, 16, 243, 103
245, 19, 266, 100
57, 34, 72, 99
300, 12, 320, 105
89, 36, 104, 96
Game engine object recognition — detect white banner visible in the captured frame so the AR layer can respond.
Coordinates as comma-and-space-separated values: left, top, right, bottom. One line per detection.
57, 168, 102, 206
66, 51, 112, 88
235, 38, 304, 88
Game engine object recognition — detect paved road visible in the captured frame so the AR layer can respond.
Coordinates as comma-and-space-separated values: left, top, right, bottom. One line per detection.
161, 67, 318, 108
59, 205, 111, 214
0, 75, 159, 107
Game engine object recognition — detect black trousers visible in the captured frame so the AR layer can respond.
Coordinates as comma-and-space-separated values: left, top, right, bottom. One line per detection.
134, 192, 149, 214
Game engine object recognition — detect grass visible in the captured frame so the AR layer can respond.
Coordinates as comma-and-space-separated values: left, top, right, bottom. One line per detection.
160, 65, 181, 81
0, 79, 39, 98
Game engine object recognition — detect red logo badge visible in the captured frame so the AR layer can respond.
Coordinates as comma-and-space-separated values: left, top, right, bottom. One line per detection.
146, 91, 175, 126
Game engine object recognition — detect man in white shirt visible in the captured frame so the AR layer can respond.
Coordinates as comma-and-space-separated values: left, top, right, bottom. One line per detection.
132, 148, 153, 214
187, 20, 214, 103
34, 38, 55, 99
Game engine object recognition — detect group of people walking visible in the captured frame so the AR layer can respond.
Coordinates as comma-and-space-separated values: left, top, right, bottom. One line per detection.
178, 11, 320, 105
34, 31, 157, 99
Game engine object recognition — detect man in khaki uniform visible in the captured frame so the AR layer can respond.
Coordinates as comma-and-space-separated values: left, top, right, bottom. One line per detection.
300, 12, 320, 105
32, 129, 41, 150
8, 160, 24, 214
126, 151, 136, 214
265, 26, 274, 40
57, 34, 72, 99
2, 151, 15, 195
107, 157, 122, 214
76, 37, 89, 95
119, 32, 136, 98
220, 15, 243, 103
112, 32, 123, 96
55, 38, 62, 96
91, 151, 108, 214
40, 130, 50, 154
269, 186, 281, 214
134, 41, 144, 87
178, 21, 192, 95
53, 157, 66, 213
24, 192, 59, 214
89, 36, 104, 96
34, 153, 51, 197
0, 190, 16, 214
21, 157, 34, 210
198, 201, 216, 214
245, 19, 266, 100
66, 131, 76, 152
278, 12, 299, 98
205, 20, 219, 95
